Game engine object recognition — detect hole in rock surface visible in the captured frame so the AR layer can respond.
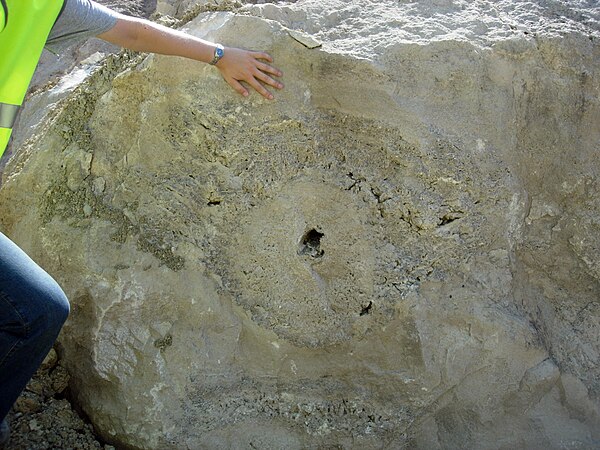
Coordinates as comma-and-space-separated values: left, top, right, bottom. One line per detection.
298, 228, 325, 258
360, 301, 373, 316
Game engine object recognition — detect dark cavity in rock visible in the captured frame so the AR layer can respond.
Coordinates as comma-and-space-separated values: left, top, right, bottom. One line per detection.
298, 228, 325, 258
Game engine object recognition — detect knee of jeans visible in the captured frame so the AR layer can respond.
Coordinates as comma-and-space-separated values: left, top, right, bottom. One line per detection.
47, 287, 70, 330
29, 284, 70, 337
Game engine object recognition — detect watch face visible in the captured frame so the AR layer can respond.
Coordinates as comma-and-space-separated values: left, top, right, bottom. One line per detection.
210, 45, 225, 65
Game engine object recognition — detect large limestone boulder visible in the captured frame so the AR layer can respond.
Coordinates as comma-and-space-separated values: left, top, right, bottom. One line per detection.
1, 1, 599, 448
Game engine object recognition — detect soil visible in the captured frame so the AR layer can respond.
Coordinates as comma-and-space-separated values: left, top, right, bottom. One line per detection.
5, 349, 109, 450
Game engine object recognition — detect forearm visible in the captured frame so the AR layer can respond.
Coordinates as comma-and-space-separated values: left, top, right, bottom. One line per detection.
98, 15, 216, 64
97, 13, 284, 100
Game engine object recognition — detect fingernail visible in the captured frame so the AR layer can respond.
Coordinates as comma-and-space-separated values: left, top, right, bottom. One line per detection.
243, 92, 249, 97
268, 94, 274, 100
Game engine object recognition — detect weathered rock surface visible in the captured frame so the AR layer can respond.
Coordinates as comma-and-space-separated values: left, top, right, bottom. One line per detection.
1, 0, 599, 448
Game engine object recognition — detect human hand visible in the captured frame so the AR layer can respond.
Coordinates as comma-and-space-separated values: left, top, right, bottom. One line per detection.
215, 47, 284, 100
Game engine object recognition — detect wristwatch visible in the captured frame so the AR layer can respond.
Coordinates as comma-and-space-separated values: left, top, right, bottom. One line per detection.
209, 44, 225, 65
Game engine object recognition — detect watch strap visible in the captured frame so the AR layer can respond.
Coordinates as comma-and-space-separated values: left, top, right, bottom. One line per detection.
209, 44, 224, 65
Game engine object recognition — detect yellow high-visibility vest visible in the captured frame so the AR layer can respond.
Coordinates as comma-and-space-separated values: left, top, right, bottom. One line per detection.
0, 0, 65, 158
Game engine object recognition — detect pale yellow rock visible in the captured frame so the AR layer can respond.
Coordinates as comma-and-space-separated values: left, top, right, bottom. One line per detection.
287, 29, 322, 49
1, 1, 599, 449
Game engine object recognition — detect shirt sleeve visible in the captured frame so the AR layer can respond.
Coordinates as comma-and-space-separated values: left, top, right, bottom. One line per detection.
46, 0, 119, 53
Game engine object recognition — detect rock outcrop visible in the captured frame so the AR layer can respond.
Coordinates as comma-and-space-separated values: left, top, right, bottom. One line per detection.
1, 1, 599, 448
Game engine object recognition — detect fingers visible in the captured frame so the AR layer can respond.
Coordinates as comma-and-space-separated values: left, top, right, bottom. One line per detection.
227, 78, 249, 97
254, 69, 284, 91
234, 63, 283, 100
227, 73, 272, 100
219, 48, 284, 99
247, 77, 274, 100
248, 57, 283, 96
252, 51, 273, 63
256, 61, 283, 78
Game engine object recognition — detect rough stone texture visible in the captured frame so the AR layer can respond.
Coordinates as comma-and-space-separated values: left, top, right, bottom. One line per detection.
1, 1, 600, 448
6, 348, 112, 450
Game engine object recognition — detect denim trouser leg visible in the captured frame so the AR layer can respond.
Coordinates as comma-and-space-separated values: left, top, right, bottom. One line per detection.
0, 232, 69, 421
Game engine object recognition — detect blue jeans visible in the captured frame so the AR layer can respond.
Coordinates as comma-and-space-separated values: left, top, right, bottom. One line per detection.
0, 232, 69, 421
